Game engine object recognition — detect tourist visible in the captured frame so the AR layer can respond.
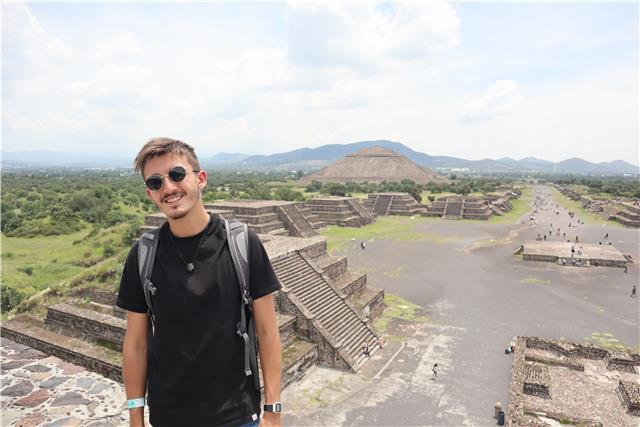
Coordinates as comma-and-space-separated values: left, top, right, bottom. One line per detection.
624, 263, 628, 273
571, 246, 575, 257
604, 233, 609, 240
378, 337, 385, 349
432, 363, 439, 380
631, 285, 637, 298
117, 138, 283, 427
575, 235, 579, 243
360, 241, 366, 250
362, 342, 370, 357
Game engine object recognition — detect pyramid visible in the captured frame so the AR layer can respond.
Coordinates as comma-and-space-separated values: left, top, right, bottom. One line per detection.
299, 146, 447, 184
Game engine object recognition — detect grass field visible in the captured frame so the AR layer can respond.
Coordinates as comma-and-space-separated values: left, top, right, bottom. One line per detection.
1, 223, 132, 298
488, 186, 533, 224
320, 215, 461, 254
550, 187, 623, 228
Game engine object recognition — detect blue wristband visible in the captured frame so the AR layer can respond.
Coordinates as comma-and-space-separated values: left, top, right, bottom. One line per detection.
127, 398, 145, 409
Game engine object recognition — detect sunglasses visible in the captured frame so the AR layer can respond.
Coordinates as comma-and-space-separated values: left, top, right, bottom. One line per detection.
145, 166, 199, 191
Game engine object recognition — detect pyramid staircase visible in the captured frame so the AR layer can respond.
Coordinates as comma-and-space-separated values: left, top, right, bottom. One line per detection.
614, 203, 640, 228
276, 204, 318, 237
303, 197, 374, 227
372, 194, 393, 216
443, 198, 464, 219
272, 252, 380, 370
364, 193, 425, 216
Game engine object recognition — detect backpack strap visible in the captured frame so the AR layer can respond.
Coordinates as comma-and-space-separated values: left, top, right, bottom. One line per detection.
138, 228, 161, 335
225, 219, 260, 390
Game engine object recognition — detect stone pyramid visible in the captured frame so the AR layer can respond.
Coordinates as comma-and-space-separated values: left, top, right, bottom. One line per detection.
300, 146, 447, 184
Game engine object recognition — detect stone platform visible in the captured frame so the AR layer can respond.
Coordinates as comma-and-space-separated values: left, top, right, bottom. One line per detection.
507, 336, 640, 426
522, 241, 629, 267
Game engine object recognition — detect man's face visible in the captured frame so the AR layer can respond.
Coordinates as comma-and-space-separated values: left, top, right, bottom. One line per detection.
143, 153, 207, 220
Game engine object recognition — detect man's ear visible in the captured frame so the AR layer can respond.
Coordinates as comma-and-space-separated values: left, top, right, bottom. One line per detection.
197, 170, 208, 189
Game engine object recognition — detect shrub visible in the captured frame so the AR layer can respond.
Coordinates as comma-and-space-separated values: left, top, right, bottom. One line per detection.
103, 243, 116, 258
1, 284, 24, 312
18, 266, 33, 276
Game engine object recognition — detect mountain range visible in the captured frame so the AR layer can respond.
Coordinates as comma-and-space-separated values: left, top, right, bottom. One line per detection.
205, 140, 639, 175
3, 140, 638, 175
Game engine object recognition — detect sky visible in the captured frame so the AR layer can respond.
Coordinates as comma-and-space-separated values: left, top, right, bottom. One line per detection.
2, 1, 638, 165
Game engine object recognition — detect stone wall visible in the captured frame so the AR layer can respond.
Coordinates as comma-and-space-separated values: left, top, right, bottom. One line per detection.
506, 337, 527, 427
0, 326, 122, 383
523, 363, 551, 398
281, 344, 319, 389
617, 380, 640, 415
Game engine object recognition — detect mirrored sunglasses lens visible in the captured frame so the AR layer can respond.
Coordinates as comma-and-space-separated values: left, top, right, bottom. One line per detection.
145, 176, 163, 190
168, 166, 187, 182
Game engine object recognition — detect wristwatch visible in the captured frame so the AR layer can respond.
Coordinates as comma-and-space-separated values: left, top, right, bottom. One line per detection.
263, 402, 282, 413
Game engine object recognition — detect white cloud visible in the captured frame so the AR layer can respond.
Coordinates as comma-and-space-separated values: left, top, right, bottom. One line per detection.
460, 80, 523, 123
285, 0, 459, 72
92, 33, 144, 62
2, 2, 73, 80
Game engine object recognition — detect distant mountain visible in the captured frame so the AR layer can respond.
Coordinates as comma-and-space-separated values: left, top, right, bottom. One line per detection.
3, 142, 638, 175
204, 140, 638, 175
2, 150, 130, 168
207, 152, 250, 164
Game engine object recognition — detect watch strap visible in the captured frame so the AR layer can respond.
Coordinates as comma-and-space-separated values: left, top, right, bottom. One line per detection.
263, 401, 282, 413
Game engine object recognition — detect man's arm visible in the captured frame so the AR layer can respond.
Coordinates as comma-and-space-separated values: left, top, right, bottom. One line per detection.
123, 311, 149, 427
253, 293, 282, 427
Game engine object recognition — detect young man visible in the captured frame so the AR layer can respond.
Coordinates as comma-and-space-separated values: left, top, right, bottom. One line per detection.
117, 138, 282, 427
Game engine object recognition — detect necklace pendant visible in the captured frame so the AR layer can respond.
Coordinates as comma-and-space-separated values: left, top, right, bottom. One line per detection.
186, 263, 195, 272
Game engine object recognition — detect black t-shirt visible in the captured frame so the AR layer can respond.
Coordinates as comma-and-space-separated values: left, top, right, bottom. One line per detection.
116, 214, 281, 427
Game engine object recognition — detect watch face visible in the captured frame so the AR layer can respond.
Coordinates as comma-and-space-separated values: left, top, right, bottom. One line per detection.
275, 403, 282, 412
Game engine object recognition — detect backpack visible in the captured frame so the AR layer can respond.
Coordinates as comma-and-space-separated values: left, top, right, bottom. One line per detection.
137, 218, 260, 390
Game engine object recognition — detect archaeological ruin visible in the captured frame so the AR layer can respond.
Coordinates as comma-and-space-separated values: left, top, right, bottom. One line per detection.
519, 241, 630, 268
303, 196, 375, 227
362, 192, 425, 216
299, 146, 447, 184
2, 204, 385, 390
507, 336, 640, 426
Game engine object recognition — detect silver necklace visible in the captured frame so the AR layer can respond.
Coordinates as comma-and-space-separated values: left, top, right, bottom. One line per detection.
169, 220, 210, 272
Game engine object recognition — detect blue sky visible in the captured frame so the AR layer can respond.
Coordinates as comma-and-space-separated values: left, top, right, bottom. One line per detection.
2, 1, 638, 164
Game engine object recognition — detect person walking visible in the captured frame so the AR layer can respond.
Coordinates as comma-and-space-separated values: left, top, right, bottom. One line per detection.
624, 263, 629, 273
118, 138, 283, 427
631, 285, 636, 298
432, 363, 439, 380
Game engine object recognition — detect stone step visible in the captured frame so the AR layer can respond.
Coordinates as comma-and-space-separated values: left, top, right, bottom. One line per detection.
280, 339, 318, 389
324, 306, 361, 338
334, 271, 367, 296
348, 287, 385, 319
1, 315, 123, 382
313, 256, 348, 280
45, 301, 297, 352
321, 305, 353, 335
45, 302, 126, 351
272, 255, 308, 274
303, 290, 342, 315
293, 280, 335, 306
285, 275, 326, 295
246, 220, 287, 234
269, 228, 291, 236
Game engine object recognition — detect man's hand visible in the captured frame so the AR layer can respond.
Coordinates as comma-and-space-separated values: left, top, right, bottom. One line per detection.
260, 411, 282, 427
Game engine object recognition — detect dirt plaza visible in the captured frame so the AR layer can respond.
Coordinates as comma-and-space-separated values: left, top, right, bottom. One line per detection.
282, 188, 639, 426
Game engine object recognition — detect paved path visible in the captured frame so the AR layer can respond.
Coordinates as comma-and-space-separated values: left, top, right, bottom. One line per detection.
1, 337, 136, 427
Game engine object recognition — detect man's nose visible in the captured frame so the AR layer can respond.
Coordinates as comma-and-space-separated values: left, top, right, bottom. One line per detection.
162, 177, 179, 192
